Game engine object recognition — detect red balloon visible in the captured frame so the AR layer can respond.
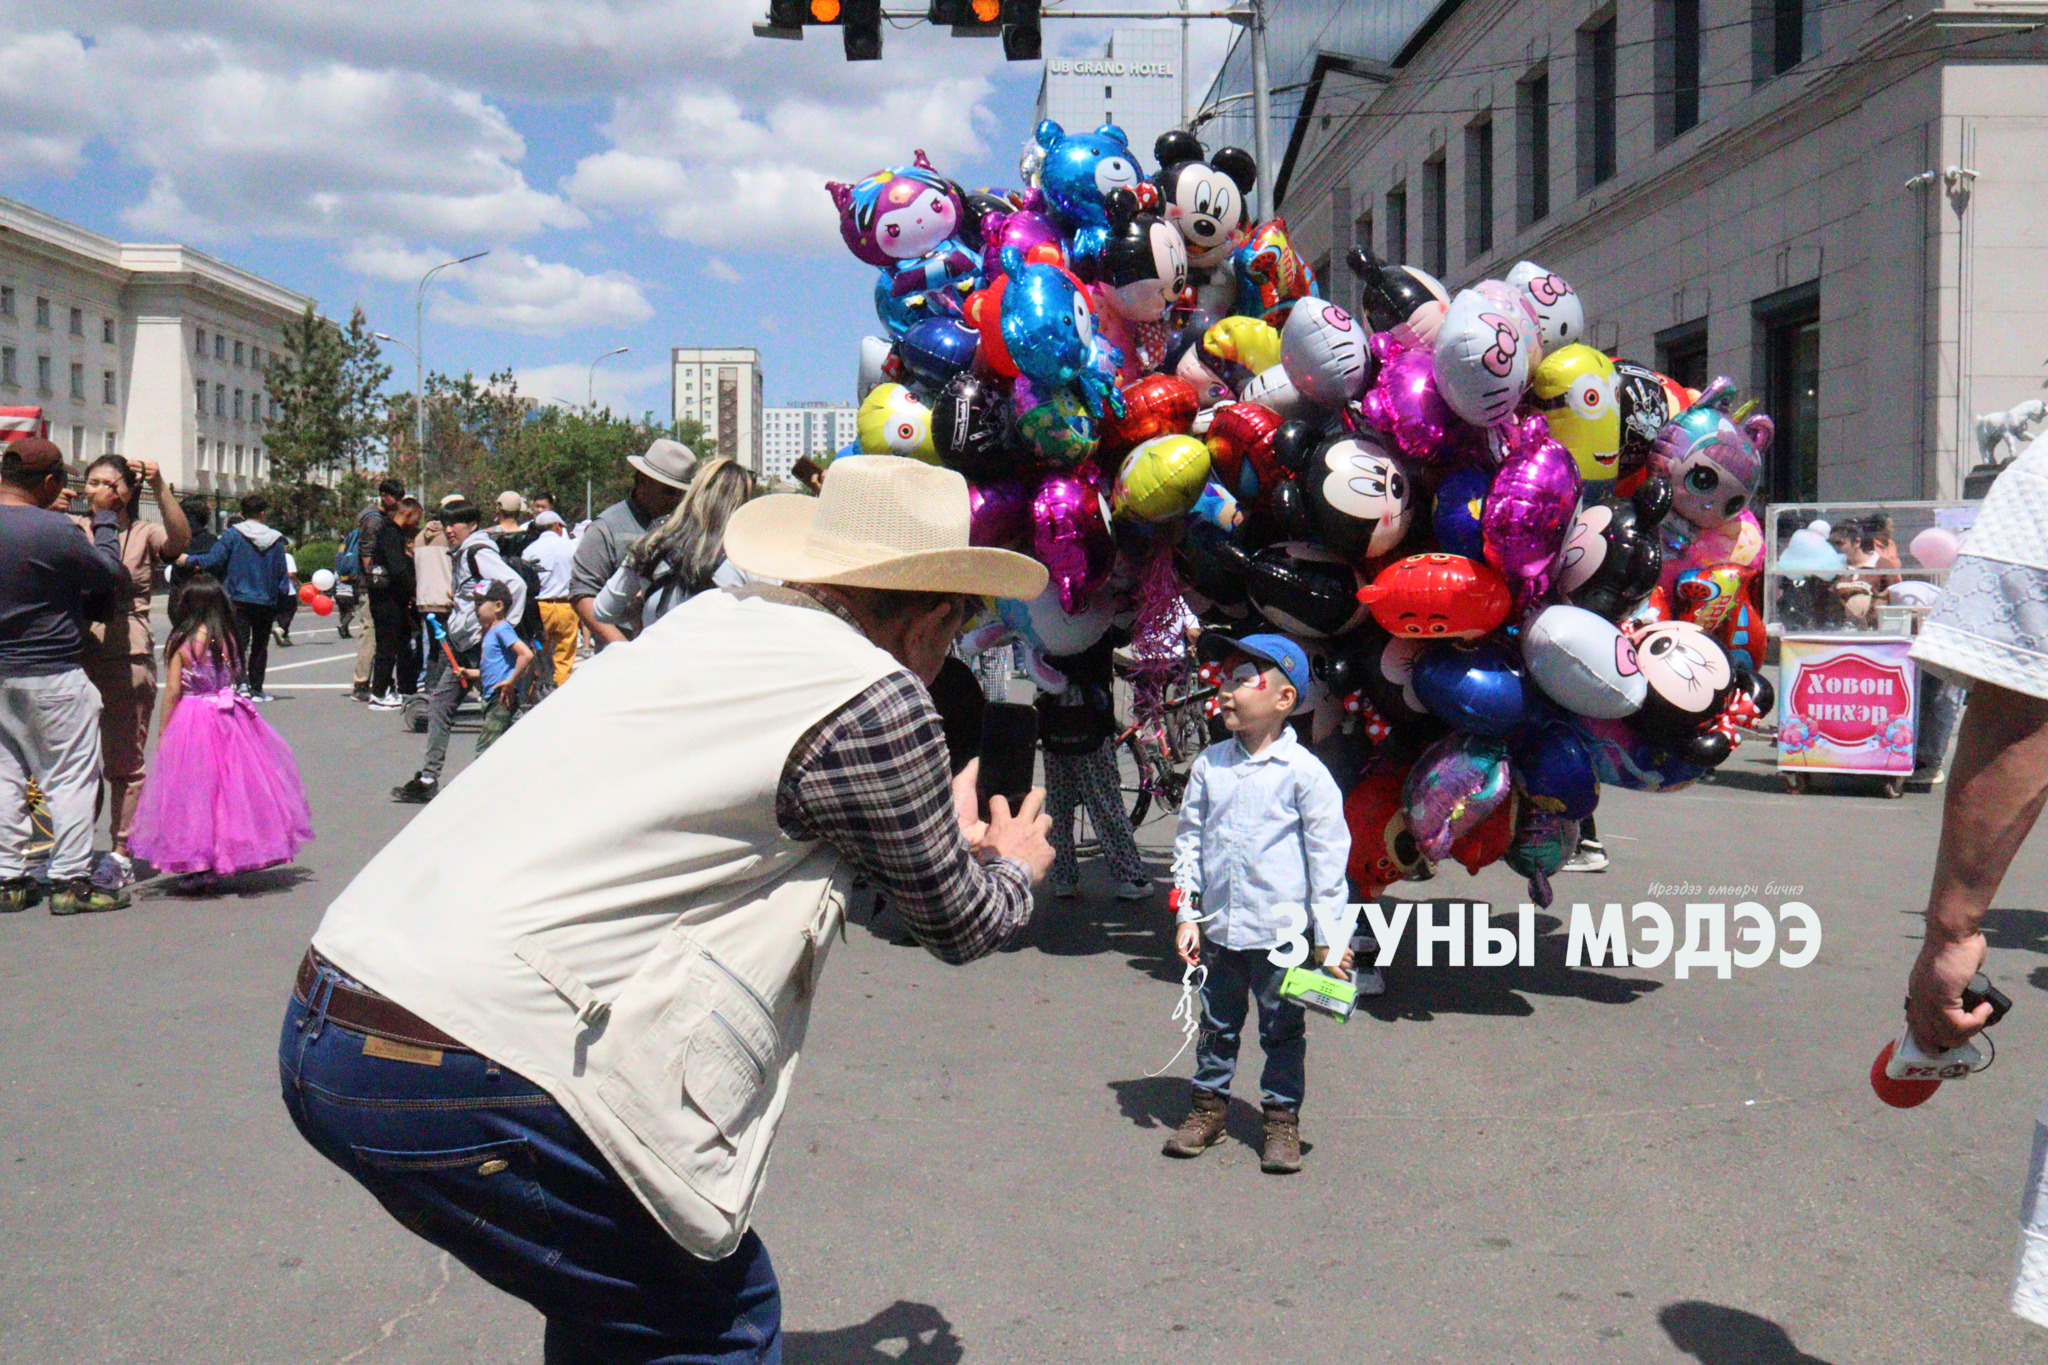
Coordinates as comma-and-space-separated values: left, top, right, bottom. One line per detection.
1098, 374, 1198, 458
1355, 553, 1513, 640
310, 594, 335, 617
1203, 402, 1285, 502
298, 582, 318, 604
1344, 760, 1426, 898
1447, 787, 1517, 876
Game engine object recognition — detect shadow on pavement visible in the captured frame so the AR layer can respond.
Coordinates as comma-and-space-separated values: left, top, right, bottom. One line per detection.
1030, 869, 1182, 985
1360, 913, 1663, 1022
135, 863, 316, 902
785, 1300, 962, 1364
1658, 1301, 1834, 1364
1107, 1075, 1271, 1151
1982, 906, 2048, 955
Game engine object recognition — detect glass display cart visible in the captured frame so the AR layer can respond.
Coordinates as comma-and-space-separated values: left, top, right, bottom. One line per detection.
1761, 499, 1980, 797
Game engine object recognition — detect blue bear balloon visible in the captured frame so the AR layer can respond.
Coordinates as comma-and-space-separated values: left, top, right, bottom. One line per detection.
1034, 120, 1144, 270
997, 246, 1121, 419
874, 270, 961, 338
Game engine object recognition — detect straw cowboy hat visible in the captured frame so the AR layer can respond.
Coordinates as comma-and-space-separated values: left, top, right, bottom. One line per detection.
724, 456, 1047, 599
627, 437, 699, 491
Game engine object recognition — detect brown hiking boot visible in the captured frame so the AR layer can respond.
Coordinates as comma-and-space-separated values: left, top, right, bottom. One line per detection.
1162, 1087, 1229, 1158
1260, 1104, 1302, 1174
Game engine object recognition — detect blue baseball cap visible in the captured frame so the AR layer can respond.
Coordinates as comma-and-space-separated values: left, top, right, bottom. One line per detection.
1205, 631, 1312, 696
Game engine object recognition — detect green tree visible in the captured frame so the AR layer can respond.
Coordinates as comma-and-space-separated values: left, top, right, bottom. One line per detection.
260, 305, 389, 535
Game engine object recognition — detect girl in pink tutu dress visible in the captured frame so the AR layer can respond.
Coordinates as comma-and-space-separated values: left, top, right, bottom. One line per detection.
130, 578, 313, 891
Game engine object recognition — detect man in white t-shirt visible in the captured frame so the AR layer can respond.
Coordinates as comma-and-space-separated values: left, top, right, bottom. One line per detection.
1900, 432, 2048, 1328
521, 510, 579, 685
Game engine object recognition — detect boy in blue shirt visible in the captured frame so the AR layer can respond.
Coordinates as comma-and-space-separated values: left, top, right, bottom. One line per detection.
460, 580, 535, 757
1164, 634, 1351, 1174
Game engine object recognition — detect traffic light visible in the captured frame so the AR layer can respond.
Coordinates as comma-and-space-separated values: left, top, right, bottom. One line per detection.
1000, 0, 1041, 61
929, 0, 1002, 34
841, 0, 882, 59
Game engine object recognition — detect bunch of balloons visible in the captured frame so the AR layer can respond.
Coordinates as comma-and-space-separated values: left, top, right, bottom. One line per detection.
826, 119, 1781, 907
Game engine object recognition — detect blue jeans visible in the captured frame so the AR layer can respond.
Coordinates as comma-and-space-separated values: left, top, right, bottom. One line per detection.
1192, 942, 1306, 1110
278, 976, 782, 1364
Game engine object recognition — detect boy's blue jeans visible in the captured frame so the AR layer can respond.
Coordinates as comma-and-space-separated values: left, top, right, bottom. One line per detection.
278, 983, 782, 1364
1192, 942, 1306, 1110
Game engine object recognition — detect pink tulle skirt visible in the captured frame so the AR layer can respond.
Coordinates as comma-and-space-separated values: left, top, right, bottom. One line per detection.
129, 690, 314, 875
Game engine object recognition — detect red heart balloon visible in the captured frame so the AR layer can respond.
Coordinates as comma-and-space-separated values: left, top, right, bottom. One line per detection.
1098, 374, 1198, 458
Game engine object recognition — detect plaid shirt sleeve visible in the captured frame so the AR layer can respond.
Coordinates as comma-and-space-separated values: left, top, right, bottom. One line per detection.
778, 670, 1034, 965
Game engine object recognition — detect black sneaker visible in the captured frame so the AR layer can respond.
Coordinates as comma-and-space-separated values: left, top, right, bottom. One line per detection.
349, 685, 371, 704
391, 774, 439, 804
0, 875, 40, 913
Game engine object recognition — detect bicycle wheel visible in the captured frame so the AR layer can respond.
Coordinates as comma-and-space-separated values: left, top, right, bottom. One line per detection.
1119, 733, 1155, 829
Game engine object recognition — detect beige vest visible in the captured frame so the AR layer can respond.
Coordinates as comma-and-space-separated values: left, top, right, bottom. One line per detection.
312, 588, 900, 1258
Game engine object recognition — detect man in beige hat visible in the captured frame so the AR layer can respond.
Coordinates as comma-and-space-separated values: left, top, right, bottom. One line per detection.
570, 436, 697, 651
281, 457, 1053, 1362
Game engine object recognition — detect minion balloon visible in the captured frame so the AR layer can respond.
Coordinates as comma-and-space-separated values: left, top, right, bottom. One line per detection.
1530, 344, 1622, 493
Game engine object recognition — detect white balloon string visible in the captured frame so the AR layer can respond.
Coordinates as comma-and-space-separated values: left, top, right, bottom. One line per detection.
1146, 962, 1208, 1079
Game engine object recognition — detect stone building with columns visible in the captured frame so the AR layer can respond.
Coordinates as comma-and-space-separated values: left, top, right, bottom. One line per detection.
1272, 0, 2048, 502
0, 194, 313, 496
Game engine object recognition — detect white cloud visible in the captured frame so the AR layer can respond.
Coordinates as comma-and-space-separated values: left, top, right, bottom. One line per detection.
511, 359, 670, 417
433, 253, 654, 333
703, 257, 742, 284
0, 31, 95, 173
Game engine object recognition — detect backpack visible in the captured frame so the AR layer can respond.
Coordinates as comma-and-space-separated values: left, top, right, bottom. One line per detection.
332, 525, 362, 580
463, 543, 545, 642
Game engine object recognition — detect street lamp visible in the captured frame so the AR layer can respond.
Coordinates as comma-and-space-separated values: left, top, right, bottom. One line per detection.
588, 346, 630, 411
414, 250, 490, 493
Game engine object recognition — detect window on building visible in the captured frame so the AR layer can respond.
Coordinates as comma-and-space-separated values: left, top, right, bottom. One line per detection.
70, 425, 84, 460
1658, 0, 1702, 143
1758, 285, 1820, 503
68, 307, 83, 337
1517, 69, 1552, 227
215, 383, 226, 418
0, 347, 14, 387
1578, 14, 1618, 193
1655, 319, 1709, 392
1465, 116, 1495, 260
37, 355, 52, 394
196, 437, 206, 468
214, 334, 225, 361
1420, 153, 1448, 278
0, 286, 14, 317
195, 379, 207, 416
269, 395, 279, 422
234, 389, 244, 422
1354, 209, 1374, 260
35, 296, 51, 328
251, 346, 261, 370
1385, 184, 1409, 264
69, 363, 84, 401
102, 370, 116, 405
102, 316, 115, 345
234, 340, 245, 367
1762, 0, 1814, 77
196, 327, 206, 356
104, 430, 117, 455
1104, 85, 1113, 98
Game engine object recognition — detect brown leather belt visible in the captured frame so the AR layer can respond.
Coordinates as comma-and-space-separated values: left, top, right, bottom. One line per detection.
294, 949, 474, 1053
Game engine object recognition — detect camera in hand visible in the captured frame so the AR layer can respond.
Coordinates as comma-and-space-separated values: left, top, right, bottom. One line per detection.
976, 702, 1038, 823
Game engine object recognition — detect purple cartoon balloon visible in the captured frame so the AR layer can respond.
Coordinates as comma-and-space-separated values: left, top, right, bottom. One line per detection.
1402, 731, 1513, 864
969, 480, 1034, 548
1357, 334, 1471, 467
1032, 470, 1116, 612
1482, 414, 1582, 608
979, 208, 1065, 280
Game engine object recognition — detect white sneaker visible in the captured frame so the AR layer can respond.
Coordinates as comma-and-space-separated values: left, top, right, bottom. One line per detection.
367, 692, 402, 711
1115, 877, 1155, 901
1561, 842, 1609, 873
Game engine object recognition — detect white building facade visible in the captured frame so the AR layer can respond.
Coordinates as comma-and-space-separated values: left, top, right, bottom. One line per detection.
0, 195, 312, 496
1037, 27, 1185, 168
672, 347, 765, 476
761, 403, 856, 485
1277, 0, 2048, 503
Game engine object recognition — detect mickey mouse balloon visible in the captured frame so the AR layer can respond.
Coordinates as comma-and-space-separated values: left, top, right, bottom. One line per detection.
1281, 435, 1414, 564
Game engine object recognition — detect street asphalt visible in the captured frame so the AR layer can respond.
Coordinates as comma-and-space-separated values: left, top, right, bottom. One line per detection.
5, 630, 2048, 1364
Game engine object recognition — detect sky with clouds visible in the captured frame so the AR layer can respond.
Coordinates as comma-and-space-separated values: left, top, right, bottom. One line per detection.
1, 2, 1234, 420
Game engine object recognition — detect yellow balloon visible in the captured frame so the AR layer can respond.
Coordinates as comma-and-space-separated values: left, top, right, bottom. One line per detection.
1531, 344, 1621, 487
856, 383, 939, 463
1202, 316, 1282, 379
1114, 434, 1212, 523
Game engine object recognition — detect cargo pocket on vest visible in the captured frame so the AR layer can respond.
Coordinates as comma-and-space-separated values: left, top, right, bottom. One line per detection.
595, 942, 779, 1215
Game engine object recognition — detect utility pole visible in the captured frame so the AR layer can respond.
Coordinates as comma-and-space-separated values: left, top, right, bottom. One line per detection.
1247, 0, 1274, 216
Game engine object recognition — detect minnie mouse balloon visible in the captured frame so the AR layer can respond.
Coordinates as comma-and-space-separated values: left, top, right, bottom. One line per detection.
1627, 619, 1739, 767
1434, 287, 1534, 428
1482, 419, 1581, 605
1032, 472, 1115, 612
1557, 478, 1671, 621
1283, 434, 1414, 564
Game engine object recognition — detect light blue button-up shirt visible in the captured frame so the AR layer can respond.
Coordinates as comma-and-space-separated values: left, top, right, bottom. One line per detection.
1171, 727, 1352, 951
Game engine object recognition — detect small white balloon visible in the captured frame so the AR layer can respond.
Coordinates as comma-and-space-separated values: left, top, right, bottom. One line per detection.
310, 568, 337, 592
